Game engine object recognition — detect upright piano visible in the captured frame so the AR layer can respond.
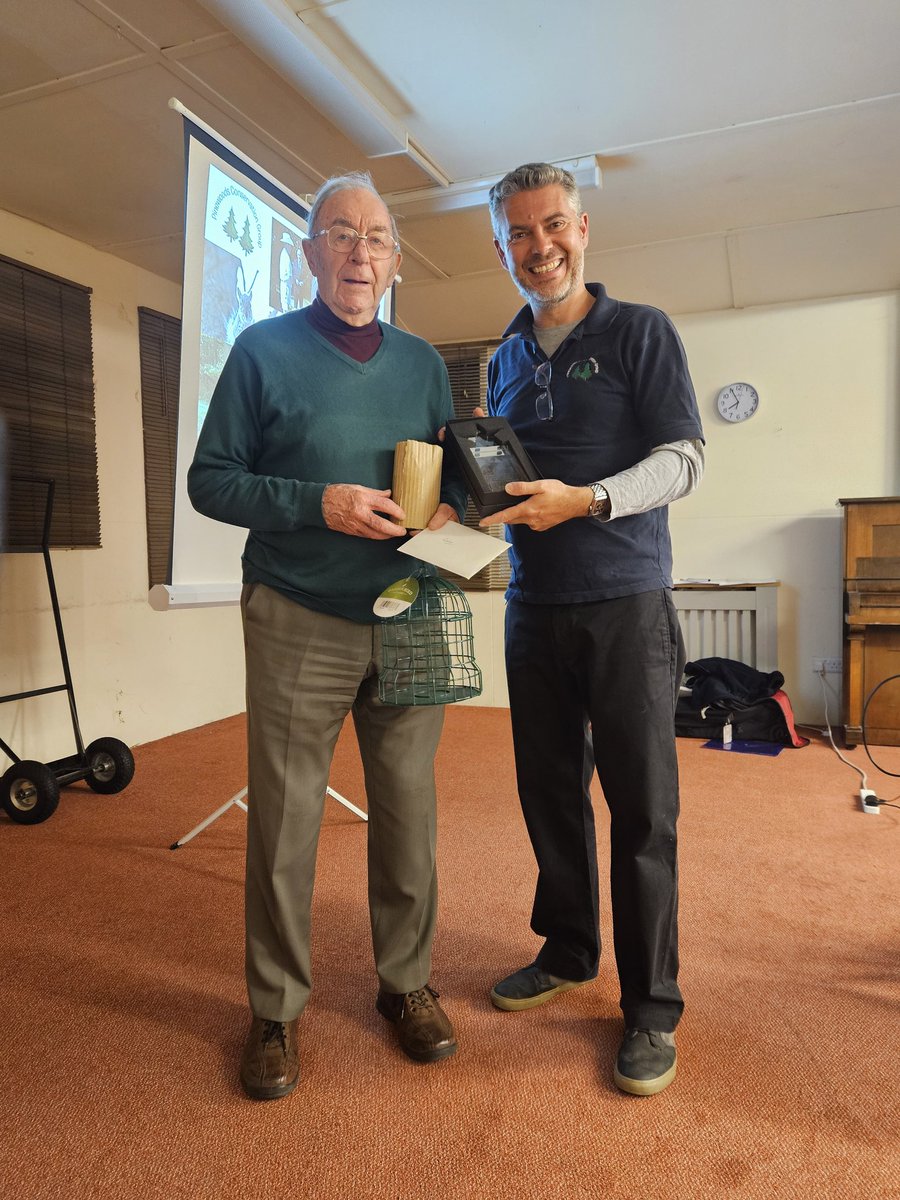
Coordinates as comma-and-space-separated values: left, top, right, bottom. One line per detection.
840, 496, 900, 747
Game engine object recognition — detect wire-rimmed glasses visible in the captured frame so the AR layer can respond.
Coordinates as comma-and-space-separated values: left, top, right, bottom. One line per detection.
311, 225, 398, 259
534, 360, 553, 421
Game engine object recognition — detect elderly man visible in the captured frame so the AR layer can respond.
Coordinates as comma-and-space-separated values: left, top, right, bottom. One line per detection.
479, 163, 705, 1095
188, 171, 465, 1100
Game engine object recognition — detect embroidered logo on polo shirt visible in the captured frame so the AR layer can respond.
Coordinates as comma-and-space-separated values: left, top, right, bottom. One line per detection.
566, 358, 599, 381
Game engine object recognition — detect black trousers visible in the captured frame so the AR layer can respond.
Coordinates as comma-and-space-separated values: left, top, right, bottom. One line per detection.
505, 589, 685, 1031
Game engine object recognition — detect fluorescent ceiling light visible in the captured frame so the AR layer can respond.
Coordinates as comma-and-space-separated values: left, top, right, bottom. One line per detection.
384, 156, 603, 216
201, 0, 409, 159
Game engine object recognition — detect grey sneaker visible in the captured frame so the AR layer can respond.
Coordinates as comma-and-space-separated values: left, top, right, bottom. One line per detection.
614, 1028, 677, 1096
490, 964, 587, 1011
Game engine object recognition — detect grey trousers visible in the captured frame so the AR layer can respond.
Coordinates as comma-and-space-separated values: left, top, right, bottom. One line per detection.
241, 582, 445, 1021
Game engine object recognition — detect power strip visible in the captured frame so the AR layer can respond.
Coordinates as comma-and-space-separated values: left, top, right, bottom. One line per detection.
860, 788, 880, 815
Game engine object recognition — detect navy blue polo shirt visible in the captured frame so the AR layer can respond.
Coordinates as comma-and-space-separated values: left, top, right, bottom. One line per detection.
486, 283, 704, 604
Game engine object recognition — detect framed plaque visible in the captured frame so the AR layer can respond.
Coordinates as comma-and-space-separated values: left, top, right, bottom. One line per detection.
445, 417, 541, 518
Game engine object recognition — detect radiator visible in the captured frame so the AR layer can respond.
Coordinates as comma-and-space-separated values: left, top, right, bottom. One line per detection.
672, 584, 779, 673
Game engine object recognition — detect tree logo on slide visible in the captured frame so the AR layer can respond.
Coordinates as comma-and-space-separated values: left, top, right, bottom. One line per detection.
212, 186, 262, 258
221, 207, 256, 256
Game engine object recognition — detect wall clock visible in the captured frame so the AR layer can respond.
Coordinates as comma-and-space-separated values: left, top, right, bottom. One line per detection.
716, 382, 759, 423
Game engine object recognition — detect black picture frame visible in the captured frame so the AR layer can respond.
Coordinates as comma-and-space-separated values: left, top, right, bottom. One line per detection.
445, 417, 541, 517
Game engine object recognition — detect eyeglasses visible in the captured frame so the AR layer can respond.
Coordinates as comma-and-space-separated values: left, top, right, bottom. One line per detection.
534, 360, 553, 421
311, 225, 398, 259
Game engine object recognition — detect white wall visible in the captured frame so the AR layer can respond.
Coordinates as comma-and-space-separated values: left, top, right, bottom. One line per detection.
0, 210, 246, 765
2, 206, 897, 768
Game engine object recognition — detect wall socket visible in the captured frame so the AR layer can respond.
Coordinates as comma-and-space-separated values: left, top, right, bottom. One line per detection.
812, 658, 842, 674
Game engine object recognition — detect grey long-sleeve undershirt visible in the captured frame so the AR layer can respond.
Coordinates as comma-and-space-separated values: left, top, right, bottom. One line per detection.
598, 438, 705, 521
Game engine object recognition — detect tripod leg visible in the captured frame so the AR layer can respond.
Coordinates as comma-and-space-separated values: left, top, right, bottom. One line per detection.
326, 786, 368, 822
170, 785, 362, 849
170, 788, 249, 848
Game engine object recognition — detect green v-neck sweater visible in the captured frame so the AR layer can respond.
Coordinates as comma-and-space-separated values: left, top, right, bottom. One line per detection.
188, 309, 464, 623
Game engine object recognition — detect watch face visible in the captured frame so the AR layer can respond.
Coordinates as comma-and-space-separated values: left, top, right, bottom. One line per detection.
716, 382, 759, 422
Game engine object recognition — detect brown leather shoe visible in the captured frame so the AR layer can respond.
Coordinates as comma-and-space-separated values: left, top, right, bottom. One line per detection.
376, 985, 458, 1063
239, 1016, 300, 1100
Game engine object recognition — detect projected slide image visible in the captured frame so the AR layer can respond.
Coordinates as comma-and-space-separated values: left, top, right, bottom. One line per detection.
196, 165, 312, 432
270, 220, 308, 314
198, 241, 246, 427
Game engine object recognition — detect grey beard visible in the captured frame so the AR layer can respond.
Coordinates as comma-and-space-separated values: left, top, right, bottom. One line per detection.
515, 261, 584, 311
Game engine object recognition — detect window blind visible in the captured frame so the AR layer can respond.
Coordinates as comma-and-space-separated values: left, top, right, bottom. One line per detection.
137, 308, 181, 588
0, 255, 99, 549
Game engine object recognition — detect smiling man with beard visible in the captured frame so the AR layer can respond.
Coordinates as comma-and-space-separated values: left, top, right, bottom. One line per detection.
478, 162, 705, 1095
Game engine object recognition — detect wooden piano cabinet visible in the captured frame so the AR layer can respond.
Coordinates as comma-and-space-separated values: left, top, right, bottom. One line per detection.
840, 497, 900, 747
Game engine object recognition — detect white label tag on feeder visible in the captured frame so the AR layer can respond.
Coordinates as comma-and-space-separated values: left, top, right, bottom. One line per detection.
722, 720, 733, 747
373, 576, 419, 618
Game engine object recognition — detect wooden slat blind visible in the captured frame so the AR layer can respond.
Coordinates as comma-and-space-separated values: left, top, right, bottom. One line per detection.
137, 308, 180, 587
0, 254, 99, 549
436, 340, 509, 593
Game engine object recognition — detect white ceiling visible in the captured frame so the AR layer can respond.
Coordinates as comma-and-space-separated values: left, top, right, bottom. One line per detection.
2, 0, 899, 340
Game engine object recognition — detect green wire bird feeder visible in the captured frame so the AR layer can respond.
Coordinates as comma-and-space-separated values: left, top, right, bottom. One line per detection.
378, 570, 483, 706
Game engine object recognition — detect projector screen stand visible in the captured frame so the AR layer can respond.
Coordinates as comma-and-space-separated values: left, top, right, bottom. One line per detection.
170, 784, 366, 849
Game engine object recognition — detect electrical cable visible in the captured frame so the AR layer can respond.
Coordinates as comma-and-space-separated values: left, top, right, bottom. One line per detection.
804, 669, 899, 813
814, 668, 884, 812
816, 669, 868, 787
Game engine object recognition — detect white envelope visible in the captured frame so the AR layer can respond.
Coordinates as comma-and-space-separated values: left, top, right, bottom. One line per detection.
398, 523, 510, 579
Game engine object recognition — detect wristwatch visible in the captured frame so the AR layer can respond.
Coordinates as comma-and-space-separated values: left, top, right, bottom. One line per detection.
586, 482, 610, 518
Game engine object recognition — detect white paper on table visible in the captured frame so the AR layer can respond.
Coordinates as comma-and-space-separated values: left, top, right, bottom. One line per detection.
398, 523, 510, 579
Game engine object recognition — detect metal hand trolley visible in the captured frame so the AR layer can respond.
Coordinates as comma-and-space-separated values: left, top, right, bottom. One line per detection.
0, 477, 135, 825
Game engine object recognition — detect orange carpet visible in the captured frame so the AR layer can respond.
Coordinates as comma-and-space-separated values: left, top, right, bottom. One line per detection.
1, 707, 898, 1199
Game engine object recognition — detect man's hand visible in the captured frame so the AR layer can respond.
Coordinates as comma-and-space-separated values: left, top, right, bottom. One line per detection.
322, 484, 407, 539
425, 427, 462, 530
479, 479, 592, 532
426, 502, 461, 531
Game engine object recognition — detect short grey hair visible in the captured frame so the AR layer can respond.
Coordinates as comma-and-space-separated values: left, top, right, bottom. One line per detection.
307, 170, 400, 246
488, 162, 582, 239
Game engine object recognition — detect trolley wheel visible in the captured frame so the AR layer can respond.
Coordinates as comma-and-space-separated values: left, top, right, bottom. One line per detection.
1, 761, 61, 825
84, 737, 136, 795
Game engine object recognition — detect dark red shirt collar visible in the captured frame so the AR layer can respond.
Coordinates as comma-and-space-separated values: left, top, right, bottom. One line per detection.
307, 295, 382, 363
